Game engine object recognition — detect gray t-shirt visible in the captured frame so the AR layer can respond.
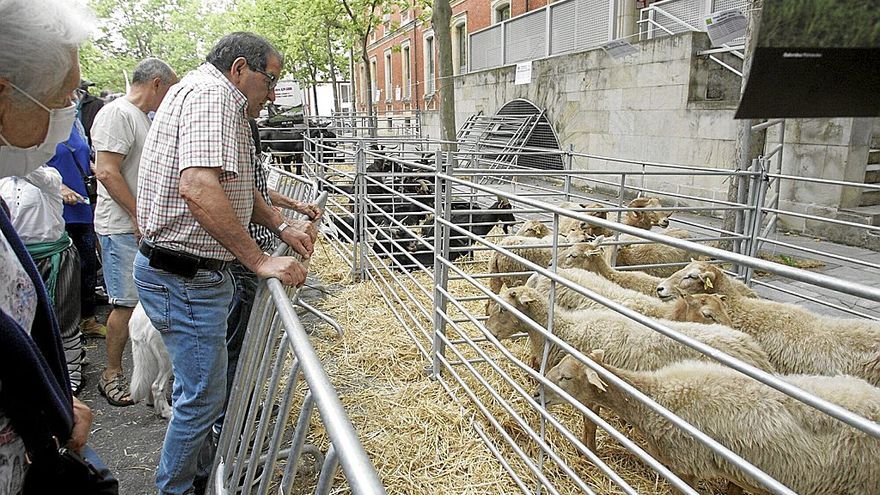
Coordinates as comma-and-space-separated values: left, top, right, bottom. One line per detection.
91, 96, 151, 235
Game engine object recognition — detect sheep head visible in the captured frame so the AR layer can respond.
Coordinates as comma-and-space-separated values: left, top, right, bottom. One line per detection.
627, 197, 672, 229
558, 241, 605, 270
668, 292, 733, 326
516, 219, 551, 238
484, 287, 543, 339
656, 260, 725, 300
540, 351, 608, 406
574, 203, 612, 238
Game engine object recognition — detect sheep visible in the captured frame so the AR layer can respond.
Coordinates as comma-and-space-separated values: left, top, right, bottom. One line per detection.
543, 352, 880, 495
485, 286, 774, 449
563, 242, 759, 299
558, 242, 665, 297
487, 225, 595, 294
558, 202, 610, 238
522, 267, 731, 326
656, 260, 759, 300
559, 197, 673, 240
487, 235, 557, 293
607, 228, 711, 278
656, 260, 880, 385
515, 219, 552, 238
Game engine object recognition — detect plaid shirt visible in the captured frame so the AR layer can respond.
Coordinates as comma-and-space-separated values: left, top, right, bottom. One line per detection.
138, 63, 255, 260
249, 156, 276, 252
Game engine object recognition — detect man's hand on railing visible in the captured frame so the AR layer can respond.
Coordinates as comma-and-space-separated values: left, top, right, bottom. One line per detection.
280, 219, 317, 258
254, 254, 307, 287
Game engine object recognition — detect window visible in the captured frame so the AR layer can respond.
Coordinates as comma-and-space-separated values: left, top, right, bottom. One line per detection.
453, 19, 468, 75
402, 42, 412, 99
370, 57, 378, 102
493, 1, 511, 23
424, 33, 435, 94
384, 50, 392, 101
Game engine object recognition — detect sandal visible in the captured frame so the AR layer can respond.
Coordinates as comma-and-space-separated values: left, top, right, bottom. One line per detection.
98, 371, 135, 407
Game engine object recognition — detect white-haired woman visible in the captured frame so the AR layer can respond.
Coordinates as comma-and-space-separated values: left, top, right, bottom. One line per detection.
0, 0, 116, 492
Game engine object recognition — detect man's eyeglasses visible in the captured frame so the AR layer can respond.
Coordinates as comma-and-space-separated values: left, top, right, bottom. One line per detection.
248, 63, 277, 91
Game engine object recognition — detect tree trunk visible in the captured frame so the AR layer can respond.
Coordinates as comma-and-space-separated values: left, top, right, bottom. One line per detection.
432, 0, 457, 151
724, 0, 764, 250
360, 36, 377, 138
326, 27, 341, 114
310, 64, 320, 116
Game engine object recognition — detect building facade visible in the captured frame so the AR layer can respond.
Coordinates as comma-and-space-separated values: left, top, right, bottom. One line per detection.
353, 0, 549, 116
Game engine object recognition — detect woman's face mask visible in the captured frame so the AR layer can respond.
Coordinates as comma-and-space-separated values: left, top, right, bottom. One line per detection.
0, 82, 77, 178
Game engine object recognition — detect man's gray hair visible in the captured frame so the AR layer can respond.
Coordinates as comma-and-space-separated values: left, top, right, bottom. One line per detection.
0, 0, 95, 103
206, 32, 283, 75
131, 58, 176, 86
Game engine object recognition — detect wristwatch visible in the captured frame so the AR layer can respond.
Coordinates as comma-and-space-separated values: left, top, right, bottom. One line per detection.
276, 221, 290, 235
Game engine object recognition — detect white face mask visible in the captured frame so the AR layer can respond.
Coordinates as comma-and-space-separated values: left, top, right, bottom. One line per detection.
0, 82, 77, 178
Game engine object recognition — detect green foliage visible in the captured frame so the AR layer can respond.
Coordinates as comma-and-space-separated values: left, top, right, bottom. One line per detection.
760, 0, 880, 48
80, 0, 240, 93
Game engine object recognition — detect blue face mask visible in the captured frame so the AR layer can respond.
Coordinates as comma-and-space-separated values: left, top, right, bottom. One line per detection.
0, 82, 77, 178
147, 111, 156, 121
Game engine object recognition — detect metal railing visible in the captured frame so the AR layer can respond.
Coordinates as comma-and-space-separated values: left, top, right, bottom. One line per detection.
212, 171, 385, 495
297, 133, 880, 494
469, 0, 615, 73
330, 110, 422, 138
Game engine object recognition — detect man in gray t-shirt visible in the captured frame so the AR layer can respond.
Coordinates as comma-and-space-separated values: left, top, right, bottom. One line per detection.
91, 57, 177, 407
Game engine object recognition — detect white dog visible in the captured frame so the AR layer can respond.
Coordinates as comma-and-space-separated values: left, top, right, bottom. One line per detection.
129, 303, 173, 420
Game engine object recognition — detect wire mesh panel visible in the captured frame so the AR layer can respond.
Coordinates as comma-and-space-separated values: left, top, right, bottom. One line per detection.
505, 9, 547, 64
652, 0, 706, 35
549, 0, 579, 55
575, 0, 613, 49
470, 25, 504, 72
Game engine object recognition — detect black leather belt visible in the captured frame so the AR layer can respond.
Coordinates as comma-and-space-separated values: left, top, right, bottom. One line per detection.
139, 242, 228, 278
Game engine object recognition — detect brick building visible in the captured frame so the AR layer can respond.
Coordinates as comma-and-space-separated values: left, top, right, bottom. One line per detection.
353, 0, 548, 116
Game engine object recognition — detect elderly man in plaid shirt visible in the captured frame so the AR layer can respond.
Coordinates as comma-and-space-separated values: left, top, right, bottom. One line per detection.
133, 32, 317, 495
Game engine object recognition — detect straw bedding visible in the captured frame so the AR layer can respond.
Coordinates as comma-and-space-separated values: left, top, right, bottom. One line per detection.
296, 232, 728, 494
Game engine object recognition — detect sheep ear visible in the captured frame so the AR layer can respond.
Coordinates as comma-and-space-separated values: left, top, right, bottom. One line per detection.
591, 235, 605, 246
699, 272, 715, 290
590, 349, 605, 363
717, 294, 727, 302
517, 290, 537, 304
585, 369, 607, 392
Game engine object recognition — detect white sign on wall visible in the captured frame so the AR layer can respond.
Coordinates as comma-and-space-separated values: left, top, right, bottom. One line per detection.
602, 39, 638, 59
514, 61, 532, 85
705, 9, 748, 47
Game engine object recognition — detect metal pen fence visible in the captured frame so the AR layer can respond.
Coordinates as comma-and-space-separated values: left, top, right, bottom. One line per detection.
298, 133, 880, 494
212, 170, 385, 495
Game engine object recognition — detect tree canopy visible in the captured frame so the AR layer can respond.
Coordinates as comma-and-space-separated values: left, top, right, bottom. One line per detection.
80, 0, 355, 98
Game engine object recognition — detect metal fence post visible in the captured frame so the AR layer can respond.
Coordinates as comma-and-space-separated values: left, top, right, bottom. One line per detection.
610, 172, 627, 266
355, 142, 367, 281
431, 150, 452, 378
563, 144, 573, 201
744, 157, 770, 285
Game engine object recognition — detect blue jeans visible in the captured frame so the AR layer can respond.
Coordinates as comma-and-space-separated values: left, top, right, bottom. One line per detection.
133, 251, 234, 495
98, 233, 139, 307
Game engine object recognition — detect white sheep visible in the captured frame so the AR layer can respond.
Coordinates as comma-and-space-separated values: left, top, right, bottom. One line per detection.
562, 242, 758, 299
487, 230, 593, 294
515, 219, 552, 238
544, 352, 880, 494
559, 197, 673, 240
485, 286, 775, 450
608, 228, 704, 278
656, 260, 880, 385
525, 267, 737, 327
656, 260, 759, 300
